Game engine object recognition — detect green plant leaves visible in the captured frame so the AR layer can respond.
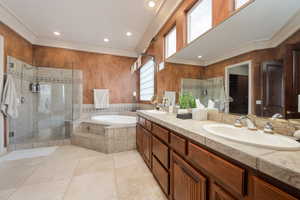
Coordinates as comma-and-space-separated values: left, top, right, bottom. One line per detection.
179, 93, 196, 109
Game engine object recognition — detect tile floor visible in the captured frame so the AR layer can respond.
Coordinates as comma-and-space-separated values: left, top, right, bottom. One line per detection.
0, 145, 167, 200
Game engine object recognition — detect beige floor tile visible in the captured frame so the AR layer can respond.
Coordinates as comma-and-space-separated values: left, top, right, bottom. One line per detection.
113, 150, 144, 168
63, 170, 118, 200
23, 158, 79, 185
0, 162, 38, 191
74, 155, 114, 177
8, 180, 69, 200
0, 189, 16, 200
116, 174, 166, 200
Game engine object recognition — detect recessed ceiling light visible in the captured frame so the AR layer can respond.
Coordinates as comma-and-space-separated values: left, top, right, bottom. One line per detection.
104, 38, 109, 42
126, 32, 132, 36
148, 0, 156, 8
53, 31, 60, 36
198, 55, 203, 59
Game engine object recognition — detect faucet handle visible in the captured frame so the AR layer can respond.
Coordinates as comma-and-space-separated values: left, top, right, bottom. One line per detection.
234, 118, 243, 128
264, 122, 274, 134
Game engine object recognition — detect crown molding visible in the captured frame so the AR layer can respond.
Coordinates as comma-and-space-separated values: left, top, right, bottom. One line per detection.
167, 57, 205, 66
35, 38, 138, 58
136, 0, 183, 53
0, 2, 37, 43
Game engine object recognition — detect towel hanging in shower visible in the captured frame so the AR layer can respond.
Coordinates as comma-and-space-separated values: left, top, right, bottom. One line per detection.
1, 74, 19, 118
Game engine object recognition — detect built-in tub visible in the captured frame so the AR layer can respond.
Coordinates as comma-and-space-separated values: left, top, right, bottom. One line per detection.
71, 113, 137, 153
90, 115, 137, 125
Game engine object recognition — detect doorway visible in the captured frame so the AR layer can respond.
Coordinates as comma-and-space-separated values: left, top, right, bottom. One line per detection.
261, 61, 284, 117
225, 61, 252, 115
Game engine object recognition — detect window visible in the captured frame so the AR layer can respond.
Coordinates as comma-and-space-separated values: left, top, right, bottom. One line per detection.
235, 0, 250, 10
140, 60, 155, 101
164, 27, 177, 58
187, 0, 212, 43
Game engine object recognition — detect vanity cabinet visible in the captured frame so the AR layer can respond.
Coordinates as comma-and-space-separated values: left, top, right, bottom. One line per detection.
252, 177, 298, 200
136, 116, 299, 200
171, 152, 207, 200
211, 183, 237, 200
136, 123, 152, 168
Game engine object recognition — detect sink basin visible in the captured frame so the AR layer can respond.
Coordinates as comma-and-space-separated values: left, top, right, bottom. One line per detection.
145, 110, 167, 114
203, 124, 300, 151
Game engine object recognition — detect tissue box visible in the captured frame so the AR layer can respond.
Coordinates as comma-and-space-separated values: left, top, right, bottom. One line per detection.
192, 109, 208, 121
176, 113, 192, 119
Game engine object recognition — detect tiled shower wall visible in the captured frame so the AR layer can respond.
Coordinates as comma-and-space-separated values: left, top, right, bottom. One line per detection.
7, 56, 83, 145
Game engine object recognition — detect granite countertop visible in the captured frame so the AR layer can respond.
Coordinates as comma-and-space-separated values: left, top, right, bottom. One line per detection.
137, 110, 300, 190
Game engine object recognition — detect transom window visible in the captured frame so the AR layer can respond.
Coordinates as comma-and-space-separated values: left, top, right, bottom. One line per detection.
139, 60, 155, 101
235, 0, 250, 10
187, 0, 212, 43
164, 26, 177, 58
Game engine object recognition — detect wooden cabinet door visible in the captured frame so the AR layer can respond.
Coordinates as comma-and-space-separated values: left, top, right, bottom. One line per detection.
142, 128, 152, 167
136, 125, 143, 153
253, 177, 297, 200
171, 152, 206, 200
211, 183, 236, 200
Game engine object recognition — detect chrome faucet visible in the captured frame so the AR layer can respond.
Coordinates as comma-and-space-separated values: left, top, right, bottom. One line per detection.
234, 115, 257, 130
263, 113, 283, 134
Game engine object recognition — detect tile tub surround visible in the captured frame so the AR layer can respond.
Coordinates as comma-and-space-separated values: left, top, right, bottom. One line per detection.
137, 110, 300, 190
72, 122, 136, 154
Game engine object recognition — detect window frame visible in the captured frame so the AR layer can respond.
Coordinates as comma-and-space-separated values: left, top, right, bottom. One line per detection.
186, 0, 213, 44
234, 0, 251, 10
164, 26, 177, 59
139, 60, 155, 102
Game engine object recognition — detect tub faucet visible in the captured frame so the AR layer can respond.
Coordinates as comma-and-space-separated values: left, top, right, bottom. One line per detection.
263, 113, 283, 134
234, 115, 257, 130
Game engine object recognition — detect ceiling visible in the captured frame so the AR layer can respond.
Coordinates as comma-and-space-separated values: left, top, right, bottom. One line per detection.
0, 0, 181, 57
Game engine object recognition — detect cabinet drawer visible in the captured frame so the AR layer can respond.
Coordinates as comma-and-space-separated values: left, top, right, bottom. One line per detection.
188, 143, 245, 196
152, 124, 169, 143
138, 116, 146, 127
152, 136, 169, 169
170, 132, 186, 155
145, 120, 152, 131
253, 176, 297, 200
152, 156, 169, 195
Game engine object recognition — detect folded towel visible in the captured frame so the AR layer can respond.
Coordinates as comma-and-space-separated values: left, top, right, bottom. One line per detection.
94, 89, 109, 109
164, 91, 176, 106
1, 74, 19, 118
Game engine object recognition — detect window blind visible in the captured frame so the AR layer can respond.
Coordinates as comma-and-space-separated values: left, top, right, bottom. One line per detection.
140, 60, 155, 101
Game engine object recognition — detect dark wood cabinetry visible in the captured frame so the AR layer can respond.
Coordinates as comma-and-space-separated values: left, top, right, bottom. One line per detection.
136, 123, 152, 168
171, 152, 207, 200
212, 183, 236, 200
137, 116, 299, 200
252, 177, 298, 200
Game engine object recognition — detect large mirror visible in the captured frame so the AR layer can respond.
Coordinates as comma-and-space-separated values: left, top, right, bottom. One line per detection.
172, 0, 300, 119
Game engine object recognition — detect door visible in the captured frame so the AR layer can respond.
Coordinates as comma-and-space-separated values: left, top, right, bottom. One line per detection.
261, 61, 284, 117
171, 152, 207, 200
211, 183, 236, 200
142, 128, 151, 167
229, 74, 249, 114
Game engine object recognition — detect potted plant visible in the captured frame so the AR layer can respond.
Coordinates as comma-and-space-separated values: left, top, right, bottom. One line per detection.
177, 93, 196, 119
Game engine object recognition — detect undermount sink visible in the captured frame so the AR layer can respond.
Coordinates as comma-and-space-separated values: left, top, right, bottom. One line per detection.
203, 124, 300, 151
145, 110, 167, 114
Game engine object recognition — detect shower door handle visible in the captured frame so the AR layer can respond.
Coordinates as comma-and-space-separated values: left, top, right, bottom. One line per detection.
20, 96, 25, 104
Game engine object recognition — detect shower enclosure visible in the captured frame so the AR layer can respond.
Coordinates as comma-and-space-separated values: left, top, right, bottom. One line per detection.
6, 56, 82, 149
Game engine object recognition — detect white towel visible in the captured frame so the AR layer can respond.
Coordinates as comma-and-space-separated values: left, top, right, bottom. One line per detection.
164, 91, 176, 106
1, 74, 19, 118
94, 89, 109, 109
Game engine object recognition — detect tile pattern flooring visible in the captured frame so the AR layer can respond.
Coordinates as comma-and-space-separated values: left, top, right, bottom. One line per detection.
0, 145, 167, 200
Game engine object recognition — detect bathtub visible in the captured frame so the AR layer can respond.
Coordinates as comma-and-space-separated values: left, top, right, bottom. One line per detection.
72, 113, 137, 154
90, 115, 137, 125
